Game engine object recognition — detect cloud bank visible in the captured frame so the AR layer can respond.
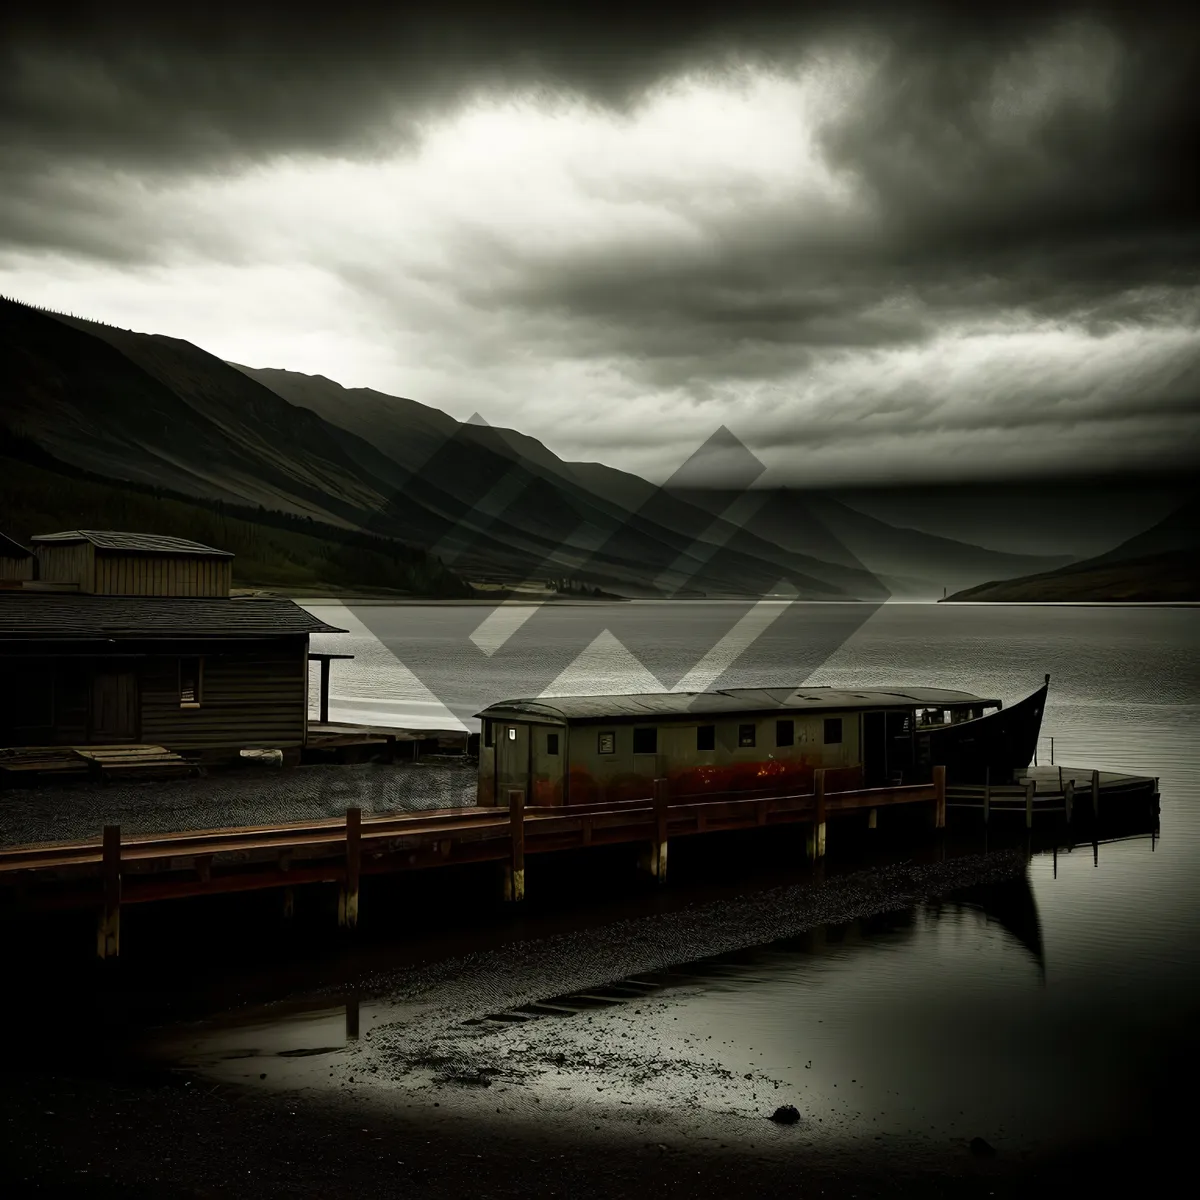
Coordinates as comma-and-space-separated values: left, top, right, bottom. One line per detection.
2, 2, 1197, 484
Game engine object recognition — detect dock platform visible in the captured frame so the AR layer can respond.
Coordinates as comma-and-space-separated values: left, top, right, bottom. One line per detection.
946, 765, 1159, 828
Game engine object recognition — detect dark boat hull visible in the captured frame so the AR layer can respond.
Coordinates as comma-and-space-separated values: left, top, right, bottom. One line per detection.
915, 680, 1048, 784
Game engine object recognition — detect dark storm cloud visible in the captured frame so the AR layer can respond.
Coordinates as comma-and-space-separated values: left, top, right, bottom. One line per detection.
2, 1, 1197, 485
2, 3, 1191, 167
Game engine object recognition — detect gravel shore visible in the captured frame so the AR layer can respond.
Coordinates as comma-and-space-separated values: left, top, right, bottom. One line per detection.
0, 761, 477, 846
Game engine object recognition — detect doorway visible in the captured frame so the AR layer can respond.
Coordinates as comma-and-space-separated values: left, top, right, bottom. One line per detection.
862, 711, 887, 788
495, 722, 530, 804
90, 670, 139, 742
863, 709, 915, 787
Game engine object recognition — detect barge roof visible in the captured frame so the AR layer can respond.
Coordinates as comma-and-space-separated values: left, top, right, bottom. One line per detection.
477, 686, 997, 724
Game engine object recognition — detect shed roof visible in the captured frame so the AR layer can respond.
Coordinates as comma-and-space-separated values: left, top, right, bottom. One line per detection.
0, 532, 32, 558
30, 530, 234, 557
477, 686, 997, 724
0, 593, 345, 640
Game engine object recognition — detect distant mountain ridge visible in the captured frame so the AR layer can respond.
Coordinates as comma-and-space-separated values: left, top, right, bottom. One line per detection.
2, 295, 1095, 599
943, 493, 1200, 602
234, 362, 1075, 598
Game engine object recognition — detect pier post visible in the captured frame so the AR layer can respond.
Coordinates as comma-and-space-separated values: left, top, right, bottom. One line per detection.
1025, 780, 1035, 830
281, 886, 295, 921
504, 789, 526, 902
96, 824, 121, 960
983, 767, 990, 826
1091, 770, 1100, 821
319, 656, 331, 725
933, 765, 947, 830
1064, 779, 1074, 825
807, 770, 827, 861
652, 777, 669, 883
338, 807, 361, 929
867, 807, 877, 830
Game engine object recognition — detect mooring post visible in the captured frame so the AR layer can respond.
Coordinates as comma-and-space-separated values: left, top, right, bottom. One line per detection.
807, 769, 827, 860
1064, 778, 1074, 825
1025, 779, 1035, 830
338, 806, 361, 929
652, 777, 669, 883
345, 998, 360, 1041
1050, 737, 1055, 766
1091, 769, 1100, 821
504, 788, 526, 902
319, 656, 331, 725
867, 807, 877, 830
983, 766, 991, 826
933, 765, 947, 830
97, 824, 121, 960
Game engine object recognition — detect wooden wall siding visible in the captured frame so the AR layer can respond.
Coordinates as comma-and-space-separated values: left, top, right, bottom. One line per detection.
0, 555, 33, 581
140, 641, 308, 750
36, 542, 95, 590
93, 553, 232, 597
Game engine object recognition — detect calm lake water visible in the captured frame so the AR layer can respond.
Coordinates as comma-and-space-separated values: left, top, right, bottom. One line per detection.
200, 601, 1200, 1156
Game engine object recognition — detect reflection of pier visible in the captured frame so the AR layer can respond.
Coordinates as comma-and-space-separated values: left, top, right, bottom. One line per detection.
947, 765, 1159, 830
932, 872, 1045, 977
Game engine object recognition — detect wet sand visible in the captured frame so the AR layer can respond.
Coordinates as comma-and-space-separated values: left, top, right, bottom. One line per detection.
5, 842, 1173, 1197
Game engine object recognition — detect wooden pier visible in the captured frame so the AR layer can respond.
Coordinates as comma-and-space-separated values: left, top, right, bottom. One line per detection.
1, 768, 946, 957
0, 762, 1159, 959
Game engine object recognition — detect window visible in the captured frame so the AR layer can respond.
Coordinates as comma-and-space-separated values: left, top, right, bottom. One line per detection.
483, 720, 494, 748
775, 719, 795, 747
824, 717, 842, 745
507, 726, 517, 741
633, 727, 657, 755
696, 724, 715, 751
598, 731, 615, 754
179, 656, 202, 708
738, 723, 756, 748
547, 732, 560, 755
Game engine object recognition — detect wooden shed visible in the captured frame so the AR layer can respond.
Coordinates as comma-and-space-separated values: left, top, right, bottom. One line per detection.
30, 530, 233, 597
475, 686, 1001, 806
0, 533, 34, 586
0, 592, 345, 759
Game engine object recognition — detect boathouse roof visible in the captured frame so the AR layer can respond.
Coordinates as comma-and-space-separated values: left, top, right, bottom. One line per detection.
477, 685, 996, 724
30, 530, 234, 557
0, 593, 345, 640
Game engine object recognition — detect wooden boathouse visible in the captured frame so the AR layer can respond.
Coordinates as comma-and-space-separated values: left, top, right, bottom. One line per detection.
0, 530, 345, 768
475, 686, 1005, 806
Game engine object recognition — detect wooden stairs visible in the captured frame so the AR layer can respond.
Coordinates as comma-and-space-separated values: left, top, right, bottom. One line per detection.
0, 744, 196, 786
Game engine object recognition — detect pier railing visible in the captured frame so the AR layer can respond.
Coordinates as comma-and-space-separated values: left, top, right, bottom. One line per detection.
0, 768, 948, 957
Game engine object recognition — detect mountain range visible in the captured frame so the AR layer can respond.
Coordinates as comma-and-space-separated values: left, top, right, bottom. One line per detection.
3, 294, 1178, 601
945, 495, 1199, 602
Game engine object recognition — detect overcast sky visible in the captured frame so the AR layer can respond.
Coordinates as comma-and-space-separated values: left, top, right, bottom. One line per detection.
2, 2, 1197, 486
